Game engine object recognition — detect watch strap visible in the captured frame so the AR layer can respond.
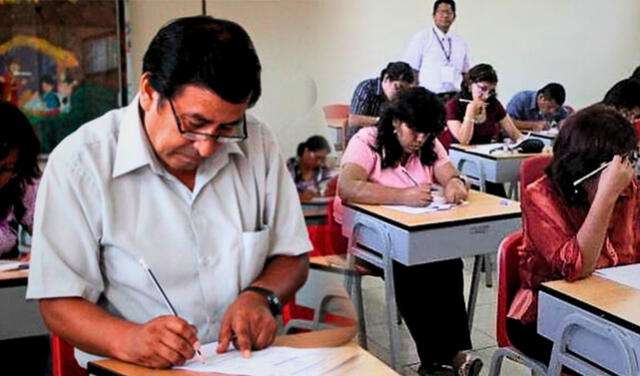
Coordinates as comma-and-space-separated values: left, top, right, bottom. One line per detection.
240, 286, 282, 316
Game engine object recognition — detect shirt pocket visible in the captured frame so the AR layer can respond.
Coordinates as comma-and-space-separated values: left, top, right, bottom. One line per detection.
239, 225, 270, 287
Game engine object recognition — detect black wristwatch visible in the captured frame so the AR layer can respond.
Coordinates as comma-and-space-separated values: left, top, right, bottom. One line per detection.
240, 286, 282, 316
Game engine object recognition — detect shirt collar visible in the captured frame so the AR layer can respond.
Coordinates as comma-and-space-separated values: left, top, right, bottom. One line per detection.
112, 94, 160, 178
432, 26, 450, 40
528, 91, 539, 112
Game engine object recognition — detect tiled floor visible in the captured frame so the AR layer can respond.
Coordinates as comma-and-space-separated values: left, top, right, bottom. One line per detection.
358, 257, 533, 376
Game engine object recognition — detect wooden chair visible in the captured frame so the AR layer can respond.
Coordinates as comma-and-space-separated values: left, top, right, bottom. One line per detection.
322, 104, 349, 151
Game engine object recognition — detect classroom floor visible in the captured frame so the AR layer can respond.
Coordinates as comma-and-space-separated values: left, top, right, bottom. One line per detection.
360, 256, 532, 376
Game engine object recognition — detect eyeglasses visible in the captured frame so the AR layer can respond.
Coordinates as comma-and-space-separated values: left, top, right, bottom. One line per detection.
435, 9, 454, 16
473, 83, 496, 97
309, 151, 327, 164
168, 98, 247, 143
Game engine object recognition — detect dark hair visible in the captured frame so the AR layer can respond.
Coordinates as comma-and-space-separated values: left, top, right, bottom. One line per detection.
296, 135, 331, 157
433, 0, 456, 15
537, 83, 566, 105
602, 79, 640, 112
379, 62, 414, 84
143, 16, 261, 107
459, 63, 498, 100
631, 66, 640, 81
375, 87, 446, 168
547, 104, 636, 206
0, 101, 41, 221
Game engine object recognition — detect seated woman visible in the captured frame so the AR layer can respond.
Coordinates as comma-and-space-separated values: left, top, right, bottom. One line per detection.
442, 63, 523, 196
507, 104, 640, 365
442, 63, 522, 149
0, 101, 41, 258
337, 87, 482, 376
287, 135, 335, 201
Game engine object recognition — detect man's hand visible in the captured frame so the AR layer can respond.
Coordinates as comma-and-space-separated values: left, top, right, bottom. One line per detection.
118, 316, 200, 368
216, 291, 278, 358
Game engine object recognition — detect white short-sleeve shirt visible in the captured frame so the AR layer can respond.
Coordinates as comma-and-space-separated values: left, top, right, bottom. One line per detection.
402, 26, 471, 93
26, 96, 312, 366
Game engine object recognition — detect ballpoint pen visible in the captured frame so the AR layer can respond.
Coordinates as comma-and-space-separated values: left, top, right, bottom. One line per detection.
401, 167, 419, 187
139, 258, 206, 364
572, 162, 611, 188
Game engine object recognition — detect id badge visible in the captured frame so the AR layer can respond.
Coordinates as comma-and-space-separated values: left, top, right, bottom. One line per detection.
441, 66, 454, 84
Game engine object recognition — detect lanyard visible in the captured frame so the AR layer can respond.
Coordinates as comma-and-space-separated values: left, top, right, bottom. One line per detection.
432, 27, 452, 63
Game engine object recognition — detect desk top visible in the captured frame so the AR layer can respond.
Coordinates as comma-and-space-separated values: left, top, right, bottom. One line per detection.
89, 327, 399, 376
542, 275, 640, 333
0, 269, 28, 287
326, 117, 347, 129
450, 143, 550, 160
531, 130, 558, 140
346, 190, 521, 230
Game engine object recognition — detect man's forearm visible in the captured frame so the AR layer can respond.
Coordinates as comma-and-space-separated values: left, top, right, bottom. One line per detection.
40, 297, 137, 360
512, 119, 546, 131
249, 253, 309, 303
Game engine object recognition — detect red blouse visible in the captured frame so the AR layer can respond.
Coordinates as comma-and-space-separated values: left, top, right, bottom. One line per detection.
508, 175, 640, 323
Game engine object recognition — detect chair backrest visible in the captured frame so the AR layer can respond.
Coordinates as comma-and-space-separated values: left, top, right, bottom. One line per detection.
322, 104, 349, 120
326, 197, 348, 255
322, 104, 349, 151
496, 230, 524, 348
51, 334, 88, 376
519, 155, 552, 191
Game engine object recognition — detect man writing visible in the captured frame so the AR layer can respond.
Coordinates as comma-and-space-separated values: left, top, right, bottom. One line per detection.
348, 61, 415, 138
27, 16, 311, 369
506, 83, 572, 131
402, 0, 471, 102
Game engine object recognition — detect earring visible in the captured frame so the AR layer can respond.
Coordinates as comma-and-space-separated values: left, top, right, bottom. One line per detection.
393, 129, 398, 134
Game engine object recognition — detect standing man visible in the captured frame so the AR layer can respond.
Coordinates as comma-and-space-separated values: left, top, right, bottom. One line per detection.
402, 0, 471, 102
27, 16, 311, 369
348, 61, 415, 138
506, 83, 572, 131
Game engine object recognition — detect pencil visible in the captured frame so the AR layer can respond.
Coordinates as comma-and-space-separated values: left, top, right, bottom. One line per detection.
401, 167, 419, 187
572, 162, 610, 187
139, 258, 206, 364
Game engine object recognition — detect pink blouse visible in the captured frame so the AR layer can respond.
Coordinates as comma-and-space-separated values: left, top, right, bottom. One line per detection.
508, 175, 640, 323
333, 127, 450, 223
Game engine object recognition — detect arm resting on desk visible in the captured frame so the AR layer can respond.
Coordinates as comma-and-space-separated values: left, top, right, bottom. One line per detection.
40, 297, 200, 369
338, 163, 433, 206
512, 119, 548, 131
499, 115, 523, 143
217, 253, 309, 355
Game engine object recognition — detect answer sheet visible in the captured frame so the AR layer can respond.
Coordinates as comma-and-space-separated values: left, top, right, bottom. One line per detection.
175, 342, 359, 376
382, 203, 456, 214
595, 263, 640, 290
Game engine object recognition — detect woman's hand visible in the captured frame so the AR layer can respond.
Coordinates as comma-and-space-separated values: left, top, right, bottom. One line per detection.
444, 178, 468, 204
401, 184, 433, 207
299, 190, 317, 201
595, 155, 635, 201
465, 99, 486, 118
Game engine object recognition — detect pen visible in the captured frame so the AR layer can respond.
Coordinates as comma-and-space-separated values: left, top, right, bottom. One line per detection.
401, 167, 419, 187
458, 98, 472, 103
139, 258, 206, 364
572, 162, 610, 188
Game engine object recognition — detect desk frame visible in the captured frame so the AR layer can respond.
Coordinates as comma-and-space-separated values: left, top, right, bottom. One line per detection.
341, 192, 521, 370
0, 270, 48, 340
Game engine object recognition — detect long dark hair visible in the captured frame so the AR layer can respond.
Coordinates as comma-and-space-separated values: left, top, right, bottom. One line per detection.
375, 87, 446, 168
547, 104, 637, 206
0, 101, 41, 221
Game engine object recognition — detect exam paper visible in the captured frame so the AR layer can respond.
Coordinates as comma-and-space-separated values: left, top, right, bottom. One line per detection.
0, 260, 27, 272
594, 264, 640, 289
175, 342, 359, 376
382, 202, 455, 214
595, 263, 640, 290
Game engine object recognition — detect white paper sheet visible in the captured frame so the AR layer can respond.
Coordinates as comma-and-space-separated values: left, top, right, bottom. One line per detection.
594, 263, 640, 289
175, 342, 359, 376
382, 202, 456, 214
0, 260, 28, 272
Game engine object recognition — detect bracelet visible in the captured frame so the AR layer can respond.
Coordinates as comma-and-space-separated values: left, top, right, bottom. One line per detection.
463, 116, 475, 124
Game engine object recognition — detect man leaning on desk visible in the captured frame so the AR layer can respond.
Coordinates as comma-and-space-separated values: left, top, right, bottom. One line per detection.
506, 83, 572, 132
26, 16, 312, 369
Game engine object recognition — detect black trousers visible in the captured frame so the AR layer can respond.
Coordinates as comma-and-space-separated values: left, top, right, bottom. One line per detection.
0, 335, 51, 375
364, 258, 472, 365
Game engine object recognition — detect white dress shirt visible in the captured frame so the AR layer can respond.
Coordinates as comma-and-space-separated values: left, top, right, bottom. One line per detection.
402, 26, 471, 93
26, 96, 312, 366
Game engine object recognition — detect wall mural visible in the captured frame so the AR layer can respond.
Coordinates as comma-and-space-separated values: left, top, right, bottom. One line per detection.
0, 0, 128, 153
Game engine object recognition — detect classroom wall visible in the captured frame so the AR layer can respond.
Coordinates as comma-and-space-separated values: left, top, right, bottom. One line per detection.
127, 0, 640, 158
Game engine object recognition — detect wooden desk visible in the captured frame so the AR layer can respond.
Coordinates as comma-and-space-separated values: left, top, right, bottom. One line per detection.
448, 143, 549, 198
539, 276, 640, 375
0, 269, 48, 340
341, 190, 521, 369
88, 327, 399, 376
